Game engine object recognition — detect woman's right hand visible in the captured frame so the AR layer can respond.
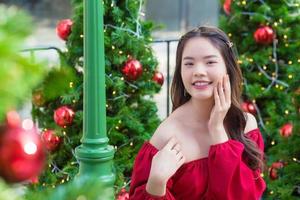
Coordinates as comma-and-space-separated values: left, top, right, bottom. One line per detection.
149, 136, 186, 183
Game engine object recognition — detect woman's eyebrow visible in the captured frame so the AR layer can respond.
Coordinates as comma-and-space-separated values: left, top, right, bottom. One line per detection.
183, 56, 194, 60
203, 55, 218, 59
183, 55, 218, 60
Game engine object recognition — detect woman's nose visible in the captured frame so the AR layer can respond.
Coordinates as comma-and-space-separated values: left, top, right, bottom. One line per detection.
193, 65, 207, 76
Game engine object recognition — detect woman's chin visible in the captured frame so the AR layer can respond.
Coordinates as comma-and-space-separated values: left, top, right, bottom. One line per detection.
190, 93, 214, 100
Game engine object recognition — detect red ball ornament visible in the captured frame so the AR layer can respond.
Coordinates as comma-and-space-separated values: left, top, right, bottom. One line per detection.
223, 0, 232, 15
152, 71, 164, 86
121, 59, 143, 81
254, 26, 275, 45
269, 161, 284, 180
54, 106, 75, 128
241, 101, 257, 115
0, 118, 45, 183
117, 188, 129, 200
41, 130, 61, 152
279, 123, 293, 137
56, 19, 73, 41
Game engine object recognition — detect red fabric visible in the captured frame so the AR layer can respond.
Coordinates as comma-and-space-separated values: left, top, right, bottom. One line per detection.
129, 128, 266, 200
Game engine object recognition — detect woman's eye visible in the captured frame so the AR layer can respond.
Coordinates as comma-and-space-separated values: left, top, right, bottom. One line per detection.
207, 61, 217, 65
184, 63, 193, 66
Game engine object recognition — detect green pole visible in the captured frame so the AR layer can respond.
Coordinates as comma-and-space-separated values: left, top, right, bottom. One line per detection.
75, 0, 115, 192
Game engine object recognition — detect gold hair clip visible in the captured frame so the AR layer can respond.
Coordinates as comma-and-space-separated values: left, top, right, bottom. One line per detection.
227, 41, 233, 48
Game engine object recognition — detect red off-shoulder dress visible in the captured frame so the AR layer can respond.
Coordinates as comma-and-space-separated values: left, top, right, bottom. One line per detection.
129, 128, 266, 200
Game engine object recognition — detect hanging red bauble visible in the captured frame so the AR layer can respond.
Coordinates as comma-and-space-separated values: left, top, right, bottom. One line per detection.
152, 71, 164, 86
269, 161, 284, 180
54, 106, 75, 128
0, 115, 45, 183
56, 19, 73, 41
279, 123, 293, 137
223, 0, 232, 15
241, 101, 257, 115
41, 130, 61, 152
121, 59, 143, 81
116, 188, 129, 200
254, 26, 275, 45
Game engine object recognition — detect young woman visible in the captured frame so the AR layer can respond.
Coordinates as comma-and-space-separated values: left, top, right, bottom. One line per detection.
129, 26, 266, 200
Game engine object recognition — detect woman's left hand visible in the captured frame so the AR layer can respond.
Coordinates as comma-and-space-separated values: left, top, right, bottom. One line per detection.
208, 74, 231, 143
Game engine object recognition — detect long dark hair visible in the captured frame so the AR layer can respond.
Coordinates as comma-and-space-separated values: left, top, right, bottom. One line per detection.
170, 26, 265, 171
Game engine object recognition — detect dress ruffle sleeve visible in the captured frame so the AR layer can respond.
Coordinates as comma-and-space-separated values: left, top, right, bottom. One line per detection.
203, 128, 266, 200
129, 142, 175, 200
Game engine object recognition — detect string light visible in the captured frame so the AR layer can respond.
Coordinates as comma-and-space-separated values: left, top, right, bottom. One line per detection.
293, 157, 297, 162
112, 91, 116, 95
270, 191, 274, 194
80, 34, 83, 38
241, 0, 247, 5
228, 33, 232, 37
285, 43, 289, 47
130, 142, 133, 146
288, 74, 293, 79
118, 120, 122, 123
274, 22, 278, 26
263, 65, 267, 70
271, 141, 275, 145
69, 82, 74, 88
112, 45, 115, 50
288, 61, 292, 65
258, 72, 262, 76
280, 86, 284, 90
119, 50, 123, 54
284, 35, 288, 39
72, 99, 76, 103
285, 110, 289, 114
106, 104, 108, 108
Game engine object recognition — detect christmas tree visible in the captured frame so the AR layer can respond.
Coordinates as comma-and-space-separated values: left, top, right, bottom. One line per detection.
31, 0, 163, 197
220, 0, 300, 199
0, 4, 112, 200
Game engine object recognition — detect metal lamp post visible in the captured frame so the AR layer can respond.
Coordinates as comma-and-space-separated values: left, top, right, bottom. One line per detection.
75, 0, 115, 195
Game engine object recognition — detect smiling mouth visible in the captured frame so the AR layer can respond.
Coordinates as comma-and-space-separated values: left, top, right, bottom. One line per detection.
192, 82, 213, 86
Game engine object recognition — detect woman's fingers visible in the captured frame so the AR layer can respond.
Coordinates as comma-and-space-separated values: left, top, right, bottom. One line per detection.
172, 143, 181, 154
224, 74, 231, 103
214, 82, 221, 108
218, 77, 226, 107
164, 136, 178, 151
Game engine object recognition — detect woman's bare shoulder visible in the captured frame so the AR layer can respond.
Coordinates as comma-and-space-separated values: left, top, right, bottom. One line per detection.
149, 114, 181, 150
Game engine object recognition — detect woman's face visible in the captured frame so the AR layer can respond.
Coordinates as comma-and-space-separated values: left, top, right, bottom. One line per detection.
181, 37, 227, 100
